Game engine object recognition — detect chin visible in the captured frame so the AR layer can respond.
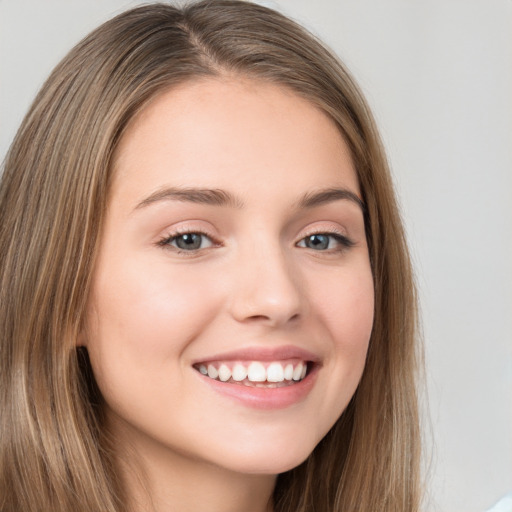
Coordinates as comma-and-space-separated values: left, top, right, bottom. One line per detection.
205, 430, 320, 476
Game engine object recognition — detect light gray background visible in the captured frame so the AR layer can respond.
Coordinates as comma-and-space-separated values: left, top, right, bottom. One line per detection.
1, 1, 511, 511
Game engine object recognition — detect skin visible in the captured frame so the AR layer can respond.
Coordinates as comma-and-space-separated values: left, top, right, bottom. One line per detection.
84, 77, 374, 512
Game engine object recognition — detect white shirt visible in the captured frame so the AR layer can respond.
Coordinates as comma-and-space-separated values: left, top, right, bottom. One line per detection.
486, 493, 512, 512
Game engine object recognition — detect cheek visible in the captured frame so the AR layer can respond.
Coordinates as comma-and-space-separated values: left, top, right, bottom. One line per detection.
84, 258, 226, 401
91, 258, 222, 347
84, 260, 225, 427
311, 263, 374, 391
292, 262, 373, 443
315, 266, 374, 346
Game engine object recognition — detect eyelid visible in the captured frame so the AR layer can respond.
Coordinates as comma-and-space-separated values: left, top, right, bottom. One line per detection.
300, 225, 347, 239
299, 223, 352, 241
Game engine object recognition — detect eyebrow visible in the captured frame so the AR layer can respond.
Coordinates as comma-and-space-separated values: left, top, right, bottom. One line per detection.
134, 186, 364, 212
296, 188, 365, 212
134, 187, 245, 210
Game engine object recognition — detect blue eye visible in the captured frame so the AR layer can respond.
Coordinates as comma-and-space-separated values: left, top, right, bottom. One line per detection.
161, 232, 214, 251
297, 233, 354, 251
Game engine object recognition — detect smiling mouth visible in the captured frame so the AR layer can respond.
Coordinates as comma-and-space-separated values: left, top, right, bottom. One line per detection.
193, 360, 310, 388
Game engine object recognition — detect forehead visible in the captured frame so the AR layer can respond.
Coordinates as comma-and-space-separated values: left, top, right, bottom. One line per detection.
111, 77, 359, 206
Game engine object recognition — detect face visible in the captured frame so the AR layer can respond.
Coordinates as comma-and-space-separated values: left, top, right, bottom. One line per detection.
85, 78, 374, 476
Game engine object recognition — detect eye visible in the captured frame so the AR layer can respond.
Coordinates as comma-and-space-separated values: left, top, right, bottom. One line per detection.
297, 233, 354, 251
159, 232, 215, 252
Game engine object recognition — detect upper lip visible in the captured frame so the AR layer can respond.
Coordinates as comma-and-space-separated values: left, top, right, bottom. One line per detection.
192, 345, 321, 365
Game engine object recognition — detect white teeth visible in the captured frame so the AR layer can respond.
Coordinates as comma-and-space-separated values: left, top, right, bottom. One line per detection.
292, 363, 304, 381
207, 364, 218, 379
232, 363, 248, 381
198, 360, 310, 384
266, 362, 285, 382
247, 361, 267, 382
218, 364, 231, 382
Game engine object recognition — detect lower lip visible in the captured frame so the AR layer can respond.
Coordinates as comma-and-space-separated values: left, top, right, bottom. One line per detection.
196, 366, 319, 410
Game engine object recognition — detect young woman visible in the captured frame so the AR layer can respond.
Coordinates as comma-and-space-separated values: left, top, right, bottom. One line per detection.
0, 2, 421, 511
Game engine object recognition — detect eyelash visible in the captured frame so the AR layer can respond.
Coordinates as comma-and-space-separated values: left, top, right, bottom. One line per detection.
157, 229, 355, 255
297, 229, 355, 253
157, 228, 220, 255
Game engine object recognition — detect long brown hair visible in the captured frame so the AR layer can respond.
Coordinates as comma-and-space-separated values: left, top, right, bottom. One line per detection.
0, 2, 421, 511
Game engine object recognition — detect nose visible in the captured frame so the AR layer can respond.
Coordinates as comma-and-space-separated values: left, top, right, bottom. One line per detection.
228, 244, 305, 328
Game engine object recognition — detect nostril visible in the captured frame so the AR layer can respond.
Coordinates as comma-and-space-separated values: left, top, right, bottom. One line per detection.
243, 312, 301, 326
246, 314, 272, 322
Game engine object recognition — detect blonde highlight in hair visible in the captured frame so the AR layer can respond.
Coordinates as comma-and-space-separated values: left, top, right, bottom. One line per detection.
0, 2, 421, 511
